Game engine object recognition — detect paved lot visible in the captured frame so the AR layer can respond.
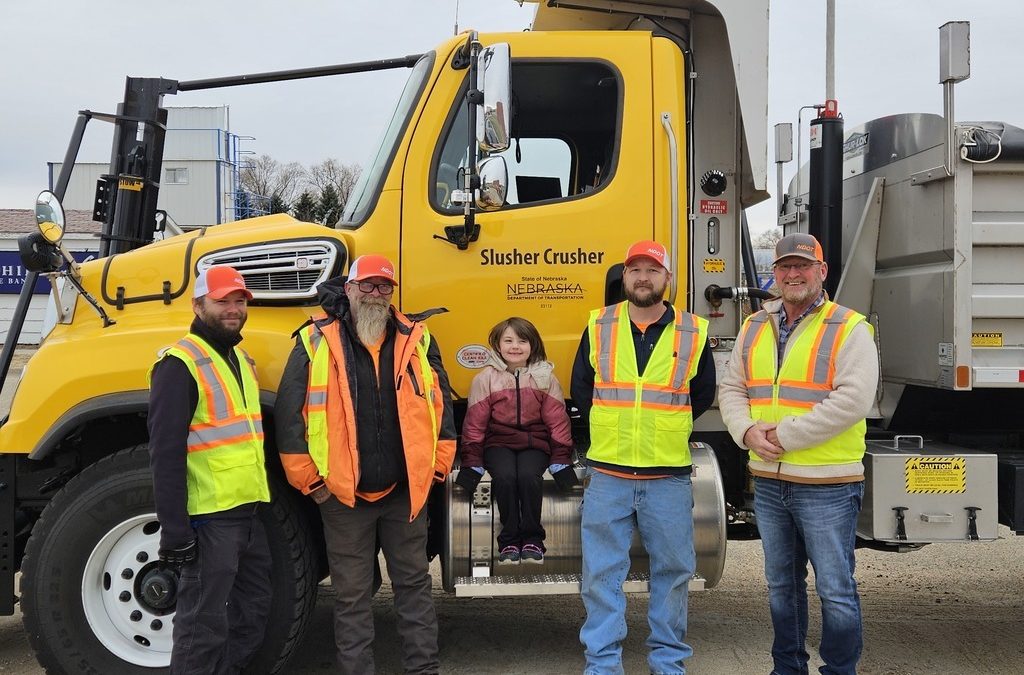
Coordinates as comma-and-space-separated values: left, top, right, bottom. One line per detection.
1, 532, 1022, 673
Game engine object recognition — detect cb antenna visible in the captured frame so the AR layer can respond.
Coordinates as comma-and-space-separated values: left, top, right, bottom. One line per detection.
454, 0, 460, 35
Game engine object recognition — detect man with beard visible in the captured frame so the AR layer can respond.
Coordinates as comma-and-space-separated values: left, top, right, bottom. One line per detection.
718, 233, 877, 675
570, 240, 715, 674
148, 265, 272, 674
275, 254, 456, 675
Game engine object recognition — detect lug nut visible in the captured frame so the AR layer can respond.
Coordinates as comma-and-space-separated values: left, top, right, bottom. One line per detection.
130, 610, 142, 622
121, 568, 134, 580
119, 591, 131, 602
136, 552, 149, 563
151, 619, 163, 631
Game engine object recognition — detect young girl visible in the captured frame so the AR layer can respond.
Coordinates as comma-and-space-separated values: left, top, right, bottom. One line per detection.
457, 317, 576, 565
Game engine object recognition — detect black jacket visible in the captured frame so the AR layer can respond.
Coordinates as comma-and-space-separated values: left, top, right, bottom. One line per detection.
275, 277, 457, 496
148, 317, 253, 550
569, 302, 716, 474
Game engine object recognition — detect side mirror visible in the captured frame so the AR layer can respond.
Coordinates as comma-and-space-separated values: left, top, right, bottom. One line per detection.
476, 156, 508, 211
476, 43, 511, 153
35, 190, 67, 244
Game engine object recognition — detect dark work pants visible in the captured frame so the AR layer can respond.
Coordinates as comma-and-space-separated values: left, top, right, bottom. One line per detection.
171, 511, 272, 675
484, 447, 548, 550
319, 486, 439, 675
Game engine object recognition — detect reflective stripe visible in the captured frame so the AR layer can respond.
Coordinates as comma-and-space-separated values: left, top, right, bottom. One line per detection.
188, 419, 266, 451
594, 385, 691, 408
178, 339, 230, 420
777, 385, 831, 405
307, 390, 327, 407
810, 307, 854, 385
594, 306, 619, 382
670, 315, 699, 390
747, 384, 774, 400
741, 311, 770, 382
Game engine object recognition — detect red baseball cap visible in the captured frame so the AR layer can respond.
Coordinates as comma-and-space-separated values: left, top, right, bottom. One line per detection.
347, 254, 398, 285
194, 266, 252, 300
624, 240, 670, 269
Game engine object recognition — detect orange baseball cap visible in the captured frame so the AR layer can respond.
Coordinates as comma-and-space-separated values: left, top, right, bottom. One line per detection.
624, 240, 670, 269
347, 254, 398, 285
773, 233, 824, 265
194, 266, 252, 300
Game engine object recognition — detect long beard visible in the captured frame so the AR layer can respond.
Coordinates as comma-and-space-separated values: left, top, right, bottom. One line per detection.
354, 300, 390, 345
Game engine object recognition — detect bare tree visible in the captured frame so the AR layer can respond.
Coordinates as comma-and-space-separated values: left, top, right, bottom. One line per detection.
752, 227, 783, 250
239, 154, 305, 206
307, 159, 363, 211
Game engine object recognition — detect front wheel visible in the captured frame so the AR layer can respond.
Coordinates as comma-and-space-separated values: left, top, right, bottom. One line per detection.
20, 446, 318, 673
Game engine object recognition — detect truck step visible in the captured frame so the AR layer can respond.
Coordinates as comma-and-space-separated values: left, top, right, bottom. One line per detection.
453, 572, 706, 597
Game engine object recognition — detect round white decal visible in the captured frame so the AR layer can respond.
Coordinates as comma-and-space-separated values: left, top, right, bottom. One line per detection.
456, 344, 491, 369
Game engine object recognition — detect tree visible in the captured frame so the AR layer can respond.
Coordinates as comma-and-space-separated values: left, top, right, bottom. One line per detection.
316, 184, 343, 227
307, 159, 363, 212
239, 154, 304, 207
291, 191, 318, 223
752, 227, 783, 250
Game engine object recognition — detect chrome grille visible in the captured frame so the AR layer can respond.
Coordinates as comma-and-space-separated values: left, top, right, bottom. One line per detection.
196, 241, 341, 301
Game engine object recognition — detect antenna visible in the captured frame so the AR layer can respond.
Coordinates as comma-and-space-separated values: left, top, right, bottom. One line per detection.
454, 0, 460, 35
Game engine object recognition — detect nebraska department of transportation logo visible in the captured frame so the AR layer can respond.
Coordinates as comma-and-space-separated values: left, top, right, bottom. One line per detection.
456, 344, 491, 369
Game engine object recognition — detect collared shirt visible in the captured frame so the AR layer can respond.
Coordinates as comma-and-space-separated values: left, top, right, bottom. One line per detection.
776, 292, 825, 361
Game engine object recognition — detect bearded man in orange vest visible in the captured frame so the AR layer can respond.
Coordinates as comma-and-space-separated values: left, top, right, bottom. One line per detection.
276, 254, 456, 675
719, 233, 879, 675
148, 265, 271, 674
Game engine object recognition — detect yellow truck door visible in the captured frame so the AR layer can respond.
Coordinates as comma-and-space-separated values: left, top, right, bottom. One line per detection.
400, 31, 656, 395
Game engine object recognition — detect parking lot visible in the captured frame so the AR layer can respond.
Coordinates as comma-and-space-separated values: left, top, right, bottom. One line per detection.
1, 530, 1022, 673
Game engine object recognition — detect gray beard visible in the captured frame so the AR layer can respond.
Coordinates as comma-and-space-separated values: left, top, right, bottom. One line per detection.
354, 301, 390, 345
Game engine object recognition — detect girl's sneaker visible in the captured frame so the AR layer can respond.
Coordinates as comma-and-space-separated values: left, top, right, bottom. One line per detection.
520, 544, 544, 564
498, 545, 520, 565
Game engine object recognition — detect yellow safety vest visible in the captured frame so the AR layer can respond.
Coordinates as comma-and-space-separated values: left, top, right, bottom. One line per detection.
299, 317, 438, 482
740, 301, 868, 465
151, 335, 270, 515
587, 302, 708, 469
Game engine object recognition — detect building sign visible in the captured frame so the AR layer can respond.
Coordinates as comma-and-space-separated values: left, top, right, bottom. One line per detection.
0, 251, 98, 294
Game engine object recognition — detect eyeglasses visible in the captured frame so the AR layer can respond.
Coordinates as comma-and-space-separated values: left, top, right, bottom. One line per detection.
351, 281, 395, 295
773, 261, 821, 273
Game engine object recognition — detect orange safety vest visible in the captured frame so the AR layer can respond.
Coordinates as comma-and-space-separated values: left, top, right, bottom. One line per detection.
285, 310, 455, 520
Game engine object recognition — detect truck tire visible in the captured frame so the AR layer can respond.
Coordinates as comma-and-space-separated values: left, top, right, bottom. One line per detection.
20, 445, 318, 674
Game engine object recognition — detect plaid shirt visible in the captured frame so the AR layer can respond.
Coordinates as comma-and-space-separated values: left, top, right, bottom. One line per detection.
776, 292, 825, 362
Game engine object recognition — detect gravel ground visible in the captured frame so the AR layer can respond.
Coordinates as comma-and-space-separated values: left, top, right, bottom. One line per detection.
1, 532, 1020, 674
1, 347, 1021, 673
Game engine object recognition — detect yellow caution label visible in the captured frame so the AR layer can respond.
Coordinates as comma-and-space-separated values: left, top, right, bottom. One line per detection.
118, 178, 144, 192
905, 456, 966, 494
972, 332, 1002, 347
703, 258, 725, 273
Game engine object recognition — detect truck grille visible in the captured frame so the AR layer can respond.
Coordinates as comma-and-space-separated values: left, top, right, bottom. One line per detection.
196, 241, 341, 301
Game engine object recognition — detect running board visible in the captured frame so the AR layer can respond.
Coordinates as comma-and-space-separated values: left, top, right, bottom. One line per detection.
453, 572, 706, 597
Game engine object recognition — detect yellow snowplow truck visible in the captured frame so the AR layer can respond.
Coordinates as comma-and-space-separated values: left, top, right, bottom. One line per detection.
2, 2, 771, 672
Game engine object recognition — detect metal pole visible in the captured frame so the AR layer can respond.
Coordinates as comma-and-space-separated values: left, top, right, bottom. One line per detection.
826, 0, 835, 101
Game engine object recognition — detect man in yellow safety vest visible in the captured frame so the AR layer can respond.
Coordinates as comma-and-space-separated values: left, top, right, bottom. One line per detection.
570, 240, 715, 675
718, 233, 879, 675
148, 265, 271, 674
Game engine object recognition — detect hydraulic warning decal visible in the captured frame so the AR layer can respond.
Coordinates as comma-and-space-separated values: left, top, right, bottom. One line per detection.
972, 332, 1003, 347
699, 199, 728, 215
904, 456, 966, 494
703, 258, 725, 273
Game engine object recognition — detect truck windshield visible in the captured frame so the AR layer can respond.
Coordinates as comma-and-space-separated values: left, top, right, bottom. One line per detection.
340, 52, 435, 226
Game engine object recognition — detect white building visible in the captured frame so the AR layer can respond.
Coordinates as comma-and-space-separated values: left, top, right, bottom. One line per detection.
50, 106, 255, 229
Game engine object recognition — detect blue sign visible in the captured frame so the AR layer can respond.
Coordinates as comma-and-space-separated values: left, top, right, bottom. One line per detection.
0, 251, 99, 294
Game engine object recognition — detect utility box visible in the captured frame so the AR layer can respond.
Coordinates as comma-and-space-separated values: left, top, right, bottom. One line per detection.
858, 439, 998, 543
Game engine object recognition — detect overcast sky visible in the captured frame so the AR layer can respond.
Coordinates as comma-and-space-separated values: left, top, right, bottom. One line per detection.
2, 1, 1022, 236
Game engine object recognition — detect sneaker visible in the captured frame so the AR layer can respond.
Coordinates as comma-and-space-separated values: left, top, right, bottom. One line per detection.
497, 545, 520, 565
520, 544, 544, 564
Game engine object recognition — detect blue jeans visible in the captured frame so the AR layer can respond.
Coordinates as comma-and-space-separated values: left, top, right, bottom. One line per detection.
579, 470, 695, 675
754, 477, 864, 675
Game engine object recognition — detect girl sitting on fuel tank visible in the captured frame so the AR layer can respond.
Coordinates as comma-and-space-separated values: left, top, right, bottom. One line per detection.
455, 317, 578, 565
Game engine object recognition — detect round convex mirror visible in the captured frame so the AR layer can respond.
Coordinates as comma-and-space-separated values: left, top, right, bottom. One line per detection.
35, 190, 66, 244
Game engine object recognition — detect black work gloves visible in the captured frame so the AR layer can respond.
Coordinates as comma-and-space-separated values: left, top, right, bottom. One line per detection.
454, 468, 483, 494
551, 466, 580, 492
159, 539, 198, 569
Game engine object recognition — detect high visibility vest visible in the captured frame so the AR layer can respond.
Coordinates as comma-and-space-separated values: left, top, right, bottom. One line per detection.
740, 301, 869, 465
298, 313, 443, 518
151, 335, 270, 515
587, 302, 708, 469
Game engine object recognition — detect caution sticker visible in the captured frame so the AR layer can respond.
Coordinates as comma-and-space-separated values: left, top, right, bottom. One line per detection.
905, 456, 966, 494
703, 258, 725, 273
972, 332, 1003, 347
